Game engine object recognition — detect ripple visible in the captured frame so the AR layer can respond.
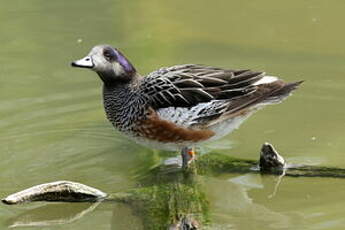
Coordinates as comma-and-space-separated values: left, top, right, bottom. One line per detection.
0, 88, 102, 132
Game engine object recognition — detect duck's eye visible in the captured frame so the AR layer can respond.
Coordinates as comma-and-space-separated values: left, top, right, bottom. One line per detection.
104, 51, 111, 58
103, 48, 117, 61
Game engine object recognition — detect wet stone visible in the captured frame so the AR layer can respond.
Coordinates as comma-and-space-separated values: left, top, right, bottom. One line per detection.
2, 181, 107, 205
259, 142, 286, 173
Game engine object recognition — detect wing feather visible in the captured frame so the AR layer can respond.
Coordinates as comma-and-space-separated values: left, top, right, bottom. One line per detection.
139, 64, 301, 128
140, 64, 264, 109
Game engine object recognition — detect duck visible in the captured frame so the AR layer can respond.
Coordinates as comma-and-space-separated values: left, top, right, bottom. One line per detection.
71, 44, 302, 168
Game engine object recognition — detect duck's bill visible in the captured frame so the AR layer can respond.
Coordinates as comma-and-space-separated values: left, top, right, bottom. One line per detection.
71, 56, 94, 69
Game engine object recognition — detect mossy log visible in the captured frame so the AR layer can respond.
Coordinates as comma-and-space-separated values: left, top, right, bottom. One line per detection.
3, 143, 345, 229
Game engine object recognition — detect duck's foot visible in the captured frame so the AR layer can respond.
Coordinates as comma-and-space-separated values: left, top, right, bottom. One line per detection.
181, 147, 196, 169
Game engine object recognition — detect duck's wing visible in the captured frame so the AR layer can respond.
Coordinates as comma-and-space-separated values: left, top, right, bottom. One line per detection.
141, 64, 263, 108
140, 64, 302, 127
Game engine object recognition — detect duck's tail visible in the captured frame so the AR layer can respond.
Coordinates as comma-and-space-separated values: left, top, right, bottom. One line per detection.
261, 80, 304, 104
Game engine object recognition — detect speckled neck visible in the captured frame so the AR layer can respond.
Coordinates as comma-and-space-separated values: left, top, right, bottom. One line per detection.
97, 71, 137, 86
102, 83, 147, 133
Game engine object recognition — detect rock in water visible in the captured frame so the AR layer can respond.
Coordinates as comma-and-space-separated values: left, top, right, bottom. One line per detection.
2, 181, 107, 205
259, 142, 286, 172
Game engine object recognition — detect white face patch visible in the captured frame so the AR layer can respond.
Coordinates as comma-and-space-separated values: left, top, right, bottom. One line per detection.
113, 62, 125, 76
89, 49, 109, 72
86, 45, 128, 77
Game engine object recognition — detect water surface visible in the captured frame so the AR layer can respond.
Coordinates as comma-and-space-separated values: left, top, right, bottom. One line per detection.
1, 0, 345, 229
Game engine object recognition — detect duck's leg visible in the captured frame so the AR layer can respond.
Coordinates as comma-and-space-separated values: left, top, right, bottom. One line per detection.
181, 147, 196, 169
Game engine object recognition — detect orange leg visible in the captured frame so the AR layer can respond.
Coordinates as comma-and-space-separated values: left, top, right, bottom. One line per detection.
181, 147, 196, 169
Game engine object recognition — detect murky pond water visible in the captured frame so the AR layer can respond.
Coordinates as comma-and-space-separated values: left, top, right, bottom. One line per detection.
1, 0, 345, 229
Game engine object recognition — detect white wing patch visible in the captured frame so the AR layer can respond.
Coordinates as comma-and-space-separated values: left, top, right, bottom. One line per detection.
156, 101, 227, 127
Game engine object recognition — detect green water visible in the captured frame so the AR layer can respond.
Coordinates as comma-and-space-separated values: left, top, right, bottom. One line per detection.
1, 0, 345, 229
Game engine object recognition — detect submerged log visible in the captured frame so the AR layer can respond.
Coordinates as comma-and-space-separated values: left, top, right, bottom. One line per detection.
108, 168, 207, 229
3, 143, 345, 229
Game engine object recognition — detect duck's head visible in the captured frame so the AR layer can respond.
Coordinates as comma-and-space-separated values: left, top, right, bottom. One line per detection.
71, 45, 136, 85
